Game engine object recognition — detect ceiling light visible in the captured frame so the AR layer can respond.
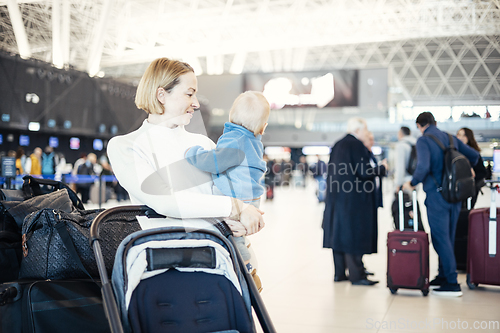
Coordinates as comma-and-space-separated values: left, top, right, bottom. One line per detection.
28, 122, 40, 131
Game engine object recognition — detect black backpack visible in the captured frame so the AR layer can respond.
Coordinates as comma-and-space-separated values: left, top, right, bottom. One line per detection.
426, 133, 475, 203
406, 143, 418, 175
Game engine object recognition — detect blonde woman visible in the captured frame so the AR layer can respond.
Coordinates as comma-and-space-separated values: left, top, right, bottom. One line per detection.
107, 57, 264, 238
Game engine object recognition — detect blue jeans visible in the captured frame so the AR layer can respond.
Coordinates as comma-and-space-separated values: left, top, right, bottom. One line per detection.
425, 190, 461, 284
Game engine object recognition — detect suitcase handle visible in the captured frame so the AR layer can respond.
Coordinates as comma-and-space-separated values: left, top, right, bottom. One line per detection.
488, 181, 498, 257
398, 189, 419, 232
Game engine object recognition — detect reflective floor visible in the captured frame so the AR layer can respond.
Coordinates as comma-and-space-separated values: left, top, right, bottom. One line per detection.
89, 178, 500, 333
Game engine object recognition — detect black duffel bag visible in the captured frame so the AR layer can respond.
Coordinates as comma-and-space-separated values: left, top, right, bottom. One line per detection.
0, 189, 76, 283
0, 279, 110, 333
19, 208, 140, 280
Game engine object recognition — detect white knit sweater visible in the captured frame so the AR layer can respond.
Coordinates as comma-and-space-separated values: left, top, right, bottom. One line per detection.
107, 120, 232, 224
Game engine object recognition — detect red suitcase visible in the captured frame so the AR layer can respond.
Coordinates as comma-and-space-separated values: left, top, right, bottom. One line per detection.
387, 190, 430, 296
466, 180, 500, 289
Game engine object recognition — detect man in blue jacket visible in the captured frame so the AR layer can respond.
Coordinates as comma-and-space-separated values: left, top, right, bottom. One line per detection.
403, 112, 479, 297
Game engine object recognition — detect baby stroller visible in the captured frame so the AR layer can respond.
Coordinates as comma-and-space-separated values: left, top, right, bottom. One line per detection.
90, 205, 275, 333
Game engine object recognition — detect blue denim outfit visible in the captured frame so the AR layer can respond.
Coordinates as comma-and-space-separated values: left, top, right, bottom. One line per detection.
410, 125, 479, 284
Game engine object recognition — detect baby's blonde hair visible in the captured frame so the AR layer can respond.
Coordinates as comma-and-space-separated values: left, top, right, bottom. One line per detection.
229, 91, 270, 136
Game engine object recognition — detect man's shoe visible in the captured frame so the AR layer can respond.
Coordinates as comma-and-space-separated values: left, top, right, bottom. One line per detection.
351, 279, 379, 286
334, 275, 349, 282
432, 283, 463, 297
429, 276, 447, 289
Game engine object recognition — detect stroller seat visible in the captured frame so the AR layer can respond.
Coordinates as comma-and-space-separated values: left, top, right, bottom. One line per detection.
128, 269, 253, 333
90, 206, 275, 333
111, 226, 255, 333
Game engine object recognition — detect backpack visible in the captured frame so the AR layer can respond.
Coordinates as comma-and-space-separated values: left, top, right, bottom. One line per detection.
426, 133, 475, 203
406, 143, 418, 175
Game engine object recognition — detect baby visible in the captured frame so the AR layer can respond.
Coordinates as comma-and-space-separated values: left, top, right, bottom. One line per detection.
185, 91, 270, 290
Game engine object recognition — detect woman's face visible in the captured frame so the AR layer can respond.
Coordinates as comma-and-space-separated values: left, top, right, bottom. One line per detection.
457, 129, 468, 145
152, 71, 200, 128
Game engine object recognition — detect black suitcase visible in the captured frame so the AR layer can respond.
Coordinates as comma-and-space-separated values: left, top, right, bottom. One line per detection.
0, 279, 110, 333
454, 205, 471, 271
391, 190, 424, 231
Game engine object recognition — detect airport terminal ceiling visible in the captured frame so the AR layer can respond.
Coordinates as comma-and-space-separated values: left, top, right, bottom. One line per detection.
1, 0, 500, 144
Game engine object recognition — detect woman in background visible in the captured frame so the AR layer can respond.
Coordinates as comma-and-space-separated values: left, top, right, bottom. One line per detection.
457, 127, 487, 208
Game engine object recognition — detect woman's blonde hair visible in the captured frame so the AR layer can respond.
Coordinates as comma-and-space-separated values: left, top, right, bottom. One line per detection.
134, 58, 194, 115
229, 91, 270, 136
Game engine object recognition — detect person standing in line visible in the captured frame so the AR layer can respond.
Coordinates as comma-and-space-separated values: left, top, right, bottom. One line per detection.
15, 147, 26, 176
322, 117, 387, 285
456, 127, 487, 209
310, 155, 327, 202
24, 147, 42, 176
76, 153, 97, 203
363, 131, 383, 209
297, 155, 309, 187
263, 155, 276, 200
403, 112, 479, 297
41, 146, 57, 177
394, 126, 417, 192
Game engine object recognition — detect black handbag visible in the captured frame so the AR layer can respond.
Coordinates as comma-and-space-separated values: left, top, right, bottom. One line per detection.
21, 175, 85, 210
0, 189, 76, 283
19, 208, 140, 280
0, 279, 110, 333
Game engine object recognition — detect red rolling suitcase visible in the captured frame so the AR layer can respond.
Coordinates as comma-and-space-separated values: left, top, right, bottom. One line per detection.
387, 190, 430, 296
466, 180, 500, 289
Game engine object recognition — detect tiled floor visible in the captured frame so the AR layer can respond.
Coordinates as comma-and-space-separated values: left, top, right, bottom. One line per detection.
90, 178, 500, 333
248, 179, 500, 333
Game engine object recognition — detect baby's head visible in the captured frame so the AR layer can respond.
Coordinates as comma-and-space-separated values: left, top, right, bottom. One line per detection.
229, 91, 270, 136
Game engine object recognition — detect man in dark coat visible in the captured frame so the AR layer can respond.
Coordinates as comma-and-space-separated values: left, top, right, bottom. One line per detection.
322, 117, 387, 285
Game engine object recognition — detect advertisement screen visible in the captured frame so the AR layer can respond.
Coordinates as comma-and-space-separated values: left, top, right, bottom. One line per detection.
93, 139, 103, 151
49, 136, 59, 148
19, 135, 30, 146
244, 70, 358, 109
70, 137, 80, 150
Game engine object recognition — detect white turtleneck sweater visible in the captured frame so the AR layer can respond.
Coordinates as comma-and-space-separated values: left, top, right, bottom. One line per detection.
107, 120, 232, 227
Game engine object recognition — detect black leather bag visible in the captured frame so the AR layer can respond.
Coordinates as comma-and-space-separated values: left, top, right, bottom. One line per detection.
19, 208, 140, 280
0, 189, 76, 283
0, 279, 110, 333
21, 175, 85, 210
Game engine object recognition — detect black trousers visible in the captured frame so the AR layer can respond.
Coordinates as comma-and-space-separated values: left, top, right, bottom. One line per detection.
333, 250, 366, 282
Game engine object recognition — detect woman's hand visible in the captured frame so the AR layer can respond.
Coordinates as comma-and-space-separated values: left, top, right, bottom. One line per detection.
229, 198, 265, 236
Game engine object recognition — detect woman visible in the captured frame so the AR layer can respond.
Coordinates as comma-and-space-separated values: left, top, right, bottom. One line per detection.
456, 127, 487, 208
107, 57, 264, 237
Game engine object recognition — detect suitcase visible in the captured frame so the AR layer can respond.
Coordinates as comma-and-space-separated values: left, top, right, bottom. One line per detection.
391, 189, 424, 232
454, 207, 470, 271
387, 190, 430, 296
466, 180, 500, 289
0, 279, 110, 333
454, 198, 473, 271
